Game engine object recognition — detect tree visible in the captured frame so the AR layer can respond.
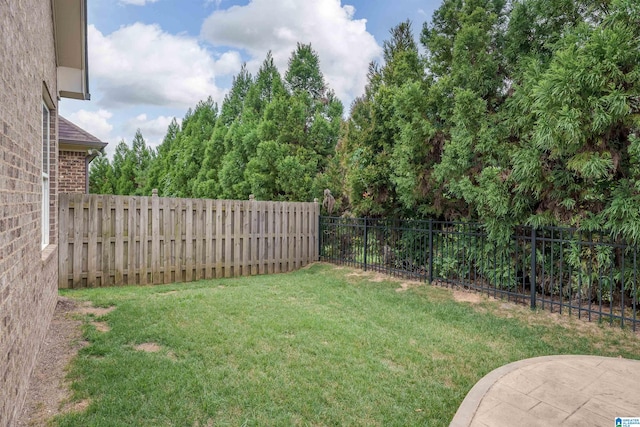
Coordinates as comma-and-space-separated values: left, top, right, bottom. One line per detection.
341, 22, 426, 217
88, 152, 114, 194
145, 118, 180, 196
195, 70, 251, 198
285, 43, 326, 100
506, 0, 640, 239
111, 140, 136, 195
108, 130, 154, 196
164, 97, 218, 197
130, 130, 153, 195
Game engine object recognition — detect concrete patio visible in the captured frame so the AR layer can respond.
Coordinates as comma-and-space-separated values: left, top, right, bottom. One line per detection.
450, 355, 640, 426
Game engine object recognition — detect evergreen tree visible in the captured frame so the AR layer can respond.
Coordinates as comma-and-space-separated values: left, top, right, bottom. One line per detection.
88, 152, 114, 194
341, 22, 425, 217
195, 70, 251, 198
108, 130, 153, 196
507, 0, 640, 238
111, 140, 136, 195
245, 44, 343, 201
130, 129, 153, 195
164, 97, 218, 197
145, 118, 180, 196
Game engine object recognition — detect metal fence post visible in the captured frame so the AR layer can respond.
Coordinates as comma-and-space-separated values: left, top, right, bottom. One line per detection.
318, 215, 323, 262
531, 227, 537, 310
428, 219, 433, 283
363, 217, 368, 271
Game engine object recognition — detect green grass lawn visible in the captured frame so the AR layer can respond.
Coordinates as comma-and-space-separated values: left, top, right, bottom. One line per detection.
57, 263, 640, 426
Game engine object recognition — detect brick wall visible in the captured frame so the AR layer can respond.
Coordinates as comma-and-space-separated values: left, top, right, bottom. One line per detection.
0, 1, 60, 425
59, 151, 87, 193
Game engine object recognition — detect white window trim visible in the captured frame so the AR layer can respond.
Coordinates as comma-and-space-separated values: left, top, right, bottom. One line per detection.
42, 102, 50, 249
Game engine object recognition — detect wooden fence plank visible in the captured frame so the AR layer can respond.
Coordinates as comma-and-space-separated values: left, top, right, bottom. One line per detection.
233, 201, 241, 277
139, 196, 148, 285
114, 197, 124, 286
266, 202, 274, 274
258, 203, 266, 275
214, 200, 223, 278
87, 194, 97, 287
288, 204, 296, 271
151, 193, 160, 284
196, 199, 202, 280
102, 196, 113, 286
242, 200, 250, 277
171, 199, 184, 283
185, 199, 194, 282
250, 199, 258, 275
205, 199, 214, 279
224, 201, 232, 278
127, 196, 136, 285
303, 202, 310, 265
274, 202, 281, 274
162, 197, 171, 284
58, 194, 70, 289
296, 203, 302, 269
282, 203, 288, 272
72, 194, 83, 288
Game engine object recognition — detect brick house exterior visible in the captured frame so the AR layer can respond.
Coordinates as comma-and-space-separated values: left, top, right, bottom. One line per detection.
0, 1, 89, 425
59, 116, 107, 193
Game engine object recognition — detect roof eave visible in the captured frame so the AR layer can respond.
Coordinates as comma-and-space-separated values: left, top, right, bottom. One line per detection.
53, 0, 90, 100
59, 140, 108, 152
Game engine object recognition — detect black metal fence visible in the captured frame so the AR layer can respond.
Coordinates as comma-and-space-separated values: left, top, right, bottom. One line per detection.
319, 217, 640, 331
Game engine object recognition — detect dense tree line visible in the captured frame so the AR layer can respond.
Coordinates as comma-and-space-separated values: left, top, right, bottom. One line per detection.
91, 0, 640, 242
91, 44, 342, 203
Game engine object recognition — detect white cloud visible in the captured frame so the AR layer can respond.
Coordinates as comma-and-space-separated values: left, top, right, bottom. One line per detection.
200, 0, 381, 108
88, 23, 240, 109
119, 0, 159, 5
124, 114, 181, 149
67, 109, 114, 143
213, 51, 243, 76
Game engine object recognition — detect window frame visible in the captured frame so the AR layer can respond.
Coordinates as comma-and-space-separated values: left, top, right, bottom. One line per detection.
42, 101, 50, 248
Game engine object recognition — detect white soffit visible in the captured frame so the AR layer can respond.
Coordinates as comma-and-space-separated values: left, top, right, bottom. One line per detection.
53, 0, 90, 100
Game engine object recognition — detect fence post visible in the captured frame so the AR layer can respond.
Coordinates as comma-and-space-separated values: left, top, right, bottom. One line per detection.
530, 227, 537, 310
315, 198, 321, 262
363, 217, 368, 271
428, 219, 433, 283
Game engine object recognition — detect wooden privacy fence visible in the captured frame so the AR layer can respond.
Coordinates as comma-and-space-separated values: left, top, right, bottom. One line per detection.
58, 193, 320, 289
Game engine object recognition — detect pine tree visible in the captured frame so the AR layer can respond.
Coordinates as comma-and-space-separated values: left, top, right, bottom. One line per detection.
195, 70, 251, 198
88, 152, 114, 194
341, 22, 425, 217
145, 118, 180, 196
164, 97, 218, 197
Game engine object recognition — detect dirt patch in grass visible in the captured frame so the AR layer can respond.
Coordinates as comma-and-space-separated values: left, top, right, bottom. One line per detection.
344, 268, 428, 292
61, 398, 91, 415
395, 282, 423, 292
76, 304, 116, 317
16, 297, 87, 426
135, 342, 162, 352
368, 274, 389, 283
92, 321, 110, 332
451, 289, 485, 304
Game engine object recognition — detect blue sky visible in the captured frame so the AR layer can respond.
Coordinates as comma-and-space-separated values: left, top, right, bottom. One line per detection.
60, 0, 440, 157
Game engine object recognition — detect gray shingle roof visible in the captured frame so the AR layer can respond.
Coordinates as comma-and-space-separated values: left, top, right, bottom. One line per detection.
59, 116, 107, 149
